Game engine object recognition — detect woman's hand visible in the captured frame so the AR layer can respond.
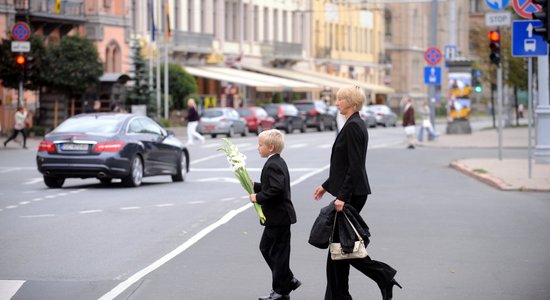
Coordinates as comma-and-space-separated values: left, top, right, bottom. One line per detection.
249, 194, 256, 203
313, 186, 326, 201
334, 199, 345, 212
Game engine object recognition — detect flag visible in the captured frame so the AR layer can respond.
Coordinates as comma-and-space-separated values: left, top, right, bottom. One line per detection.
165, 0, 171, 40
149, 0, 156, 41
54, 0, 61, 14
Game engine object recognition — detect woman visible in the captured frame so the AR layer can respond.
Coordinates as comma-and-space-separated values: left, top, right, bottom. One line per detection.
3, 106, 28, 149
185, 98, 205, 145
313, 85, 401, 300
402, 96, 416, 149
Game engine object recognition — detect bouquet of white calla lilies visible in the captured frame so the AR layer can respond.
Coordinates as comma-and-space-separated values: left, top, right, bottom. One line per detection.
218, 138, 266, 224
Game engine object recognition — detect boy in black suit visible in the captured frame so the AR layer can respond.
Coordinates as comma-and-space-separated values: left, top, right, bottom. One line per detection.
250, 129, 301, 300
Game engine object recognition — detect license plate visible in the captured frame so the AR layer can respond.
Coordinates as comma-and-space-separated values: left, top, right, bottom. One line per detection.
61, 143, 89, 151
205, 125, 215, 130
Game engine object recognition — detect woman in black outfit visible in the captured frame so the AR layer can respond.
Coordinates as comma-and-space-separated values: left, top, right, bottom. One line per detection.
313, 85, 401, 300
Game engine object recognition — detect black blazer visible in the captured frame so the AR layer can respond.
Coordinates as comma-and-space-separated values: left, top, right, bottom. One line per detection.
322, 112, 371, 202
253, 154, 297, 226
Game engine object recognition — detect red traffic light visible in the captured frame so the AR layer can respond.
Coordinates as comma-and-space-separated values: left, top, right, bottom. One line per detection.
16, 55, 25, 65
488, 31, 500, 42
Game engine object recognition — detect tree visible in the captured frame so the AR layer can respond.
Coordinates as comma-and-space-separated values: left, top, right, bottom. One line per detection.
159, 63, 198, 110
43, 35, 103, 95
125, 40, 156, 115
0, 35, 47, 90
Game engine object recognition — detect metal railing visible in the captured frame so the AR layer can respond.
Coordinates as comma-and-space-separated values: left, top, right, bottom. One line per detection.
172, 31, 214, 53
14, 0, 84, 18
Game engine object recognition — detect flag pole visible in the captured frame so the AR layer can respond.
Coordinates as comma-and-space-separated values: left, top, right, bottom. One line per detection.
156, 0, 161, 120
163, 0, 170, 120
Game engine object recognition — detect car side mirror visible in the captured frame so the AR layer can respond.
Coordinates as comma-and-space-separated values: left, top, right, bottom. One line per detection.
166, 129, 175, 137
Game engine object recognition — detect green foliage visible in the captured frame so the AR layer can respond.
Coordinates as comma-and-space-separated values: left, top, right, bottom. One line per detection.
272, 93, 284, 103
158, 118, 171, 128
0, 35, 47, 90
126, 40, 156, 116
158, 64, 198, 110
44, 35, 103, 94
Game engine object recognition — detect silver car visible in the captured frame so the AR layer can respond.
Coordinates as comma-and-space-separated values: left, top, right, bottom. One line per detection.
368, 105, 398, 127
360, 106, 377, 128
197, 107, 249, 138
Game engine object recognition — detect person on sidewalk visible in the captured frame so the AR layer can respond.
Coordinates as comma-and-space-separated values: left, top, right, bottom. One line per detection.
402, 96, 416, 149
4, 106, 28, 149
185, 98, 205, 145
250, 129, 301, 300
417, 100, 437, 142
313, 85, 401, 300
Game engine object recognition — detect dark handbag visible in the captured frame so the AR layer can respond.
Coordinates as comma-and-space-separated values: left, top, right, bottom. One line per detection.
329, 213, 368, 260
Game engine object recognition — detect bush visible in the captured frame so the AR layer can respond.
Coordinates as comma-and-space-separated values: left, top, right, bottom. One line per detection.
159, 118, 171, 128
30, 126, 46, 136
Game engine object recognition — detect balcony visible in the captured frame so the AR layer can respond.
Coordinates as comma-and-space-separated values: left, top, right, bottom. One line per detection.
172, 31, 214, 54
14, 0, 86, 23
261, 41, 303, 61
316, 46, 332, 58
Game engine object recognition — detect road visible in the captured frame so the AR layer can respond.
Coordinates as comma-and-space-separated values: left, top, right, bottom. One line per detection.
1, 125, 549, 300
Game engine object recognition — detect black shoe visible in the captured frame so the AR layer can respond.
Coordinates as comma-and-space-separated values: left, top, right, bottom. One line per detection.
290, 277, 302, 291
384, 279, 402, 300
407, 144, 415, 149
259, 291, 289, 300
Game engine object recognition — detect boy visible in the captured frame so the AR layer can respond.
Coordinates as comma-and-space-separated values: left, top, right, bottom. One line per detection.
250, 129, 301, 300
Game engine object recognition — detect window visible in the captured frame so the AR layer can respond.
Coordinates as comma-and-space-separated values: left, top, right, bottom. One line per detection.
139, 118, 163, 135
214, 0, 218, 37
104, 41, 121, 73
274, 9, 279, 42
244, 3, 249, 41
254, 5, 259, 41
264, 7, 269, 41
384, 9, 392, 40
188, 0, 194, 31
283, 11, 288, 43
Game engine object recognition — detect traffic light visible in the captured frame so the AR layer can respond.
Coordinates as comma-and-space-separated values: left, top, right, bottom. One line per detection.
471, 69, 483, 93
532, 0, 549, 42
15, 54, 25, 66
25, 56, 34, 77
488, 30, 500, 66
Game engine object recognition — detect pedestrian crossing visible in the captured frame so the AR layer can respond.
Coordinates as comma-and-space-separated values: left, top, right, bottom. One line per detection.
0, 280, 25, 300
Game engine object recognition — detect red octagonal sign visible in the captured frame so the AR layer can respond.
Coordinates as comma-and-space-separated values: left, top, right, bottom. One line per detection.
11, 22, 31, 41
424, 47, 442, 65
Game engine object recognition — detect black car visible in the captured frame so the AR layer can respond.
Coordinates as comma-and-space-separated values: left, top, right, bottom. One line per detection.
36, 113, 189, 188
294, 100, 336, 131
262, 103, 306, 134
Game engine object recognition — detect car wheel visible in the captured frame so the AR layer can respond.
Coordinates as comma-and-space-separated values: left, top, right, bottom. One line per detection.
227, 127, 234, 137
99, 178, 112, 185
122, 155, 143, 187
241, 126, 249, 137
286, 123, 293, 134
211, 134, 217, 138
44, 176, 65, 188
318, 120, 325, 132
331, 120, 337, 131
256, 124, 263, 135
172, 151, 188, 182
300, 122, 307, 133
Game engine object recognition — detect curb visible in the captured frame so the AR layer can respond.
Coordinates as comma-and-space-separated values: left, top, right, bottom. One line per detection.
450, 161, 517, 191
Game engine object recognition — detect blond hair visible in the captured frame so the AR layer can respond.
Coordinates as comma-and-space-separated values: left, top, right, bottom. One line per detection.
259, 129, 285, 154
336, 85, 366, 112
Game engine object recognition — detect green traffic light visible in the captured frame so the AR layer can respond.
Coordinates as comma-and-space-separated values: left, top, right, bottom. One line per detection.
475, 85, 482, 93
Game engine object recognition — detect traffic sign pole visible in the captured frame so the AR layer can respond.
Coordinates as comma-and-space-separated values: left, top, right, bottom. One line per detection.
497, 65, 503, 161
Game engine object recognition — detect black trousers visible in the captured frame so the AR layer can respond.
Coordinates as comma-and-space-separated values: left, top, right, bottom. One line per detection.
260, 225, 294, 295
324, 195, 397, 300
4, 129, 27, 147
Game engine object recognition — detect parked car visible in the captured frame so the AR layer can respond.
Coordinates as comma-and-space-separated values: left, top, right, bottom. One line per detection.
368, 105, 398, 127
36, 113, 189, 188
236, 106, 275, 135
197, 107, 249, 138
262, 103, 306, 134
294, 100, 336, 131
359, 106, 377, 128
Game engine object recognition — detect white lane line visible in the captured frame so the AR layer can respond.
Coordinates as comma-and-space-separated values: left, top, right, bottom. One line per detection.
23, 178, 43, 185
0, 209, 3, 212
188, 201, 205, 204
79, 210, 103, 214
155, 203, 175, 207
190, 167, 317, 172
5, 205, 17, 209
0, 280, 25, 300
191, 177, 240, 184
45, 195, 56, 199
99, 164, 328, 300
220, 197, 235, 201
18, 201, 30, 205
0, 168, 20, 173
318, 144, 333, 148
32, 198, 43, 202
58, 193, 69, 197
287, 143, 308, 149
120, 207, 141, 210
20, 214, 55, 218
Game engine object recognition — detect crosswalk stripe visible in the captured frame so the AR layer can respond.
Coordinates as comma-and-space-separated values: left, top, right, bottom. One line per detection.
0, 280, 25, 300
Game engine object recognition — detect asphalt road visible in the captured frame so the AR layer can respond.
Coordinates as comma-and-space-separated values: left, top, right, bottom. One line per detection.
1, 125, 549, 300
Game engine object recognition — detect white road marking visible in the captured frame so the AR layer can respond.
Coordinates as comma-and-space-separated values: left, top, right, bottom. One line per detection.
20, 214, 55, 218
120, 207, 141, 210
155, 203, 175, 207
5, 205, 17, 209
23, 178, 43, 185
0, 168, 20, 173
188, 201, 205, 204
18, 201, 30, 205
318, 143, 333, 148
99, 164, 329, 300
32, 198, 43, 202
287, 143, 308, 149
45, 195, 56, 199
191, 177, 240, 184
57, 193, 69, 197
0, 280, 25, 300
79, 210, 103, 214
220, 197, 235, 201
190, 167, 317, 172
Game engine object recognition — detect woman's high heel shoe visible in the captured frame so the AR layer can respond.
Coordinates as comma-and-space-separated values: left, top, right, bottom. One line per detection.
384, 279, 402, 300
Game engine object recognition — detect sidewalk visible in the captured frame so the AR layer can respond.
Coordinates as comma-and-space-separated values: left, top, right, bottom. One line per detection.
419, 125, 550, 192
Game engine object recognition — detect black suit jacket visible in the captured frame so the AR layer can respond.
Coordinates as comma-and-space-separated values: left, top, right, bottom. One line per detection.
322, 112, 371, 202
254, 154, 297, 226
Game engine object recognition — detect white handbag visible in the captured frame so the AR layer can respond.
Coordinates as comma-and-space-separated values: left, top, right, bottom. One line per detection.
329, 213, 368, 260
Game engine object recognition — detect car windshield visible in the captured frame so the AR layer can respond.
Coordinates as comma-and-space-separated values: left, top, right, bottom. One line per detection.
263, 106, 278, 116
294, 103, 314, 111
202, 110, 224, 118
236, 109, 253, 117
54, 116, 124, 134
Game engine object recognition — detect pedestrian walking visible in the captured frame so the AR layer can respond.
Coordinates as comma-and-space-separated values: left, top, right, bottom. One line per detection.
4, 106, 28, 149
402, 96, 416, 149
185, 98, 205, 145
417, 100, 436, 142
249, 129, 301, 300
312, 85, 401, 300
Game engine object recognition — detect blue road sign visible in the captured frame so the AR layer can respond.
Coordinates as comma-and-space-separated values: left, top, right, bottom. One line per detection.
512, 20, 549, 57
424, 66, 442, 85
486, 0, 510, 10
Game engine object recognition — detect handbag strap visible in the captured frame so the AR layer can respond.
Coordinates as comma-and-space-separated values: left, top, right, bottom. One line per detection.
330, 211, 363, 243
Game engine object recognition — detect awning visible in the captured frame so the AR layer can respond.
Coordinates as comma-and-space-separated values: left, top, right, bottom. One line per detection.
201, 66, 322, 92
184, 66, 321, 92
185, 66, 282, 92
99, 73, 130, 83
296, 70, 395, 94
